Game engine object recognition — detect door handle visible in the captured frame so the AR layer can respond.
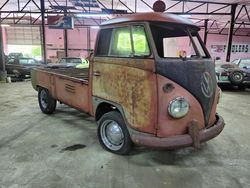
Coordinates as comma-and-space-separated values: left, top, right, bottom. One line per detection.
93, 71, 101, 77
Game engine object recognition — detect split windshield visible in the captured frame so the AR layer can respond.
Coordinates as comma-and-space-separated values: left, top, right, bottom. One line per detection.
150, 23, 208, 59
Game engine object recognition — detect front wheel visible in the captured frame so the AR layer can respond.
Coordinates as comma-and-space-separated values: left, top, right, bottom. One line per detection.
38, 88, 57, 114
97, 111, 132, 155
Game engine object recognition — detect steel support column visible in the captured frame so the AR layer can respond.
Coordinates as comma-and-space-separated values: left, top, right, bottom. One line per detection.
204, 19, 208, 46
226, 4, 237, 62
40, 0, 46, 62
0, 25, 7, 81
64, 3, 68, 57
64, 29, 68, 57
87, 27, 90, 55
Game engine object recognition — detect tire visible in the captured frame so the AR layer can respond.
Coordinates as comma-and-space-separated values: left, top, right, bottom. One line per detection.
38, 88, 57, 114
238, 85, 246, 91
229, 71, 244, 85
13, 70, 21, 78
97, 111, 132, 155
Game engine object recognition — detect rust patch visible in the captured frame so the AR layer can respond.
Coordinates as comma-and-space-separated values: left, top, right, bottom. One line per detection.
188, 120, 200, 149
36, 71, 51, 90
55, 76, 89, 112
94, 56, 155, 72
92, 57, 157, 134
35, 68, 91, 113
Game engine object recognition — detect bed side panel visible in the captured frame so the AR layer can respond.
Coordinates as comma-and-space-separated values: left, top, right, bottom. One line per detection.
54, 76, 89, 113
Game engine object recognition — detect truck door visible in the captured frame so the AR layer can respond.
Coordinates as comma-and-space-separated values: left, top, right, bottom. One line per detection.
92, 25, 157, 134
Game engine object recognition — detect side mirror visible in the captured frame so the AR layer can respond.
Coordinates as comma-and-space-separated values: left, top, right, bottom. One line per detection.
242, 66, 247, 69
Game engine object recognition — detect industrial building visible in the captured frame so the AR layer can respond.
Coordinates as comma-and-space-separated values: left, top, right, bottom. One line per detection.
0, 1, 250, 187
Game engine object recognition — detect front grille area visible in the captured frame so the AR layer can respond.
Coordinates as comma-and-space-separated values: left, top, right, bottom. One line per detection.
156, 58, 216, 126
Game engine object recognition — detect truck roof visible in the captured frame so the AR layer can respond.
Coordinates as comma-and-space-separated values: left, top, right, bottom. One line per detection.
101, 12, 197, 28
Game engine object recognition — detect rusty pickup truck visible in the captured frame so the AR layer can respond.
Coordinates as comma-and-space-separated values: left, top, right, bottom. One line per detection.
31, 12, 225, 155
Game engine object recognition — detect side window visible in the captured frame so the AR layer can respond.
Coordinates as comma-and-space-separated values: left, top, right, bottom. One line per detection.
109, 27, 132, 57
132, 25, 150, 56
19, 59, 28, 64
231, 59, 239, 65
96, 25, 150, 58
96, 28, 112, 56
239, 59, 250, 69
7, 58, 15, 64
59, 59, 66, 64
28, 59, 36, 64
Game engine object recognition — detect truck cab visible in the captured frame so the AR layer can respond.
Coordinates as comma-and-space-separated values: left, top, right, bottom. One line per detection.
31, 12, 225, 155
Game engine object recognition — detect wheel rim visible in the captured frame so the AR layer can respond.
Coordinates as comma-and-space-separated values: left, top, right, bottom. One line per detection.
100, 120, 124, 151
40, 90, 48, 109
233, 73, 242, 81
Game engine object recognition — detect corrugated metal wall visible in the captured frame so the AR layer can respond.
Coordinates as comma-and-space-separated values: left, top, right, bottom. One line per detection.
6, 26, 41, 45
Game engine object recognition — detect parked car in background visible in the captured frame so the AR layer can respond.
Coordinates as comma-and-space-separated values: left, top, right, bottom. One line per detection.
231, 58, 250, 70
6, 57, 45, 79
215, 58, 250, 89
46, 57, 89, 69
75, 59, 89, 69
8, 52, 23, 59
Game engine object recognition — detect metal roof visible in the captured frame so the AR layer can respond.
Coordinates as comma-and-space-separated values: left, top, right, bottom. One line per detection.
101, 12, 196, 27
0, 0, 249, 36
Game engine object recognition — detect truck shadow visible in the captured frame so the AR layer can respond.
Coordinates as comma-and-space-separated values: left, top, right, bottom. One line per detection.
127, 143, 224, 167
54, 104, 95, 123
45, 104, 225, 168
49, 105, 97, 138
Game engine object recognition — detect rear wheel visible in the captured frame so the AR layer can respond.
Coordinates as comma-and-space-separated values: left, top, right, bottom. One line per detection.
38, 88, 57, 114
97, 111, 132, 155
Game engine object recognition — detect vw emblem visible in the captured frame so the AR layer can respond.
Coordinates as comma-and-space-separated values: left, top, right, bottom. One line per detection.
201, 72, 213, 98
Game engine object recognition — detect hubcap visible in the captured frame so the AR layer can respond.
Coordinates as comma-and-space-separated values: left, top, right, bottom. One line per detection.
100, 120, 124, 151
40, 90, 48, 109
233, 73, 242, 81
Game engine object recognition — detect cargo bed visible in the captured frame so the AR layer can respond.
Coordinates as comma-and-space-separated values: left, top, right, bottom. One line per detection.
39, 67, 89, 82
32, 67, 90, 113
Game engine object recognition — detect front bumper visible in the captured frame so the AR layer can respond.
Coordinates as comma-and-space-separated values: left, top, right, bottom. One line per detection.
130, 115, 225, 149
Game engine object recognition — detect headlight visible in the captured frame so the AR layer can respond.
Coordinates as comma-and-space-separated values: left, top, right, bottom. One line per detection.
168, 97, 189, 118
